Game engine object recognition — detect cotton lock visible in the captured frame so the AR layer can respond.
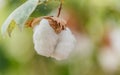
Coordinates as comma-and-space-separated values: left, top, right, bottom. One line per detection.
33, 18, 76, 60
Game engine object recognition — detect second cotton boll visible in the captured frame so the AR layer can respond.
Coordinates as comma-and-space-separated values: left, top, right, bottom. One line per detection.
51, 28, 76, 60
32, 16, 76, 60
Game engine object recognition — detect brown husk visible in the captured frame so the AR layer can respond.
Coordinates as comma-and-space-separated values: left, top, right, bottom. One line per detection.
26, 16, 66, 34
44, 16, 66, 33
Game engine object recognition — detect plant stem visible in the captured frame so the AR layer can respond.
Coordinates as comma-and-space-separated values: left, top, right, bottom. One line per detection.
57, 1, 62, 17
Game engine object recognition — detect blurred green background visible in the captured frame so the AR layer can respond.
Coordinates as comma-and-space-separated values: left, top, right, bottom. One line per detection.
1, 0, 120, 75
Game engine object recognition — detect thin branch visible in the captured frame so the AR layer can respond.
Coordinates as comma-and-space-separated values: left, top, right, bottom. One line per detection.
57, 1, 62, 17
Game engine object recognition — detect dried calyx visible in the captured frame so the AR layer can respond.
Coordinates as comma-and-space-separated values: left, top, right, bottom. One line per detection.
44, 16, 66, 33
26, 16, 66, 34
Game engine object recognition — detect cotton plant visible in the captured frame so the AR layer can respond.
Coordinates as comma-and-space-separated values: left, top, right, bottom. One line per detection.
109, 27, 120, 57
98, 47, 119, 73
1, 0, 76, 60
98, 26, 120, 73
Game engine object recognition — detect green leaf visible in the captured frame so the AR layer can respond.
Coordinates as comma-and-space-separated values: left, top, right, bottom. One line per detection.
1, 0, 39, 36
7, 20, 16, 37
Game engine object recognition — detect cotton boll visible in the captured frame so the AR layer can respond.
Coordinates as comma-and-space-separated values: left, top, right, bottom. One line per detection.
98, 47, 119, 73
33, 19, 58, 57
109, 28, 120, 57
32, 16, 76, 60
51, 28, 76, 60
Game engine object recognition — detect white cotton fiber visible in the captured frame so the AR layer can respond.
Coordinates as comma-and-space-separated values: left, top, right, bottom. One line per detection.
33, 18, 76, 60
51, 28, 76, 60
33, 19, 59, 57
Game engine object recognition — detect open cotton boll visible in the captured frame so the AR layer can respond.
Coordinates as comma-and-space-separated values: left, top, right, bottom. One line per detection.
33, 19, 59, 57
29, 16, 76, 60
51, 28, 76, 60
98, 47, 119, 73
109, 28, 120, 57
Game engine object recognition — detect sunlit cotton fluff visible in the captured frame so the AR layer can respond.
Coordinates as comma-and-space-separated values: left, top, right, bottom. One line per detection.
98, 47, 119, 73
33, 18, 76, 60
109, 28, 120, 57
33, 19, 59, 57
51, 28, 76, 60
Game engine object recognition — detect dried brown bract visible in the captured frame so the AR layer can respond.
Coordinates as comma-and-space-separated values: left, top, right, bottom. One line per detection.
26, 17, 42, 28
44, 16, 66, 33
26, 16, 66, 34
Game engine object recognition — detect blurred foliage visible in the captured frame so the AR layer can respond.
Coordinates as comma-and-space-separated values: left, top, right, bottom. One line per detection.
0, 44, 10, 72
31, 0, 59, 17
